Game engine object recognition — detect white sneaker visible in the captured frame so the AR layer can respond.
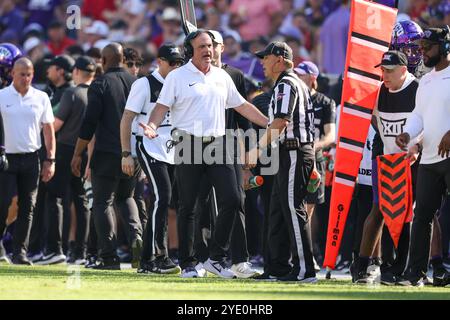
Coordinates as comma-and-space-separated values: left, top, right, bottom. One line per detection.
28, 252, 43, 263
298, 276, 318, 284
181, 267, 199, 278
231, 262, 260, 279
0, 255, 11, 264
34, 253, 67, 265
195, 262, 207, 278
203, 258, 236, 279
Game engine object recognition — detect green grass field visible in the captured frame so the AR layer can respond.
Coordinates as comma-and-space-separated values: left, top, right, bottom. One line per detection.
0, 264, 449, 300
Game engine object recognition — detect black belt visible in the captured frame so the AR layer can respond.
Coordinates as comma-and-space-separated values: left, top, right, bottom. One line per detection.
6, 150, 38, 156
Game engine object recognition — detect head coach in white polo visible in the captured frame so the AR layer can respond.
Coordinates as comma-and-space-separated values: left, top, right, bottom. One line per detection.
0, 57, 56, 265
140, 30, 269, 278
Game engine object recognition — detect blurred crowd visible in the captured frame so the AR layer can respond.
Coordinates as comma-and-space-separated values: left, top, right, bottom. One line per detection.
1, 0, 449, 86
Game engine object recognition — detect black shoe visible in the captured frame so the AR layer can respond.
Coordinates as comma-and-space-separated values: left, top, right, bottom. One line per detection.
380, 272, 397, 286
11, 255, 33, 265
433, 268, 450, 287
354, 271, 373, 284
154, 256, 181, 274
253, 272, 278, 281
85, 254, 97, 268
137, 261, 156, 274
277, 270, 302, 282
131, 237, 143, 269
350, 260, 358, 283
92, 257, 120, 270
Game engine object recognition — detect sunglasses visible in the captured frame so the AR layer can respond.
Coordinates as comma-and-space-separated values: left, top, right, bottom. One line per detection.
161, 58, 183, 67
126, 61, 143, 68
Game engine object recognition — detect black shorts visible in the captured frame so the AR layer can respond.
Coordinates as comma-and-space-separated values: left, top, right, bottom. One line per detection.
306, 157, 326, 205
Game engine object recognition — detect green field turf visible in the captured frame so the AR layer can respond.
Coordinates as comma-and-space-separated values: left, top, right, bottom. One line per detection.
0, 264, 449, 300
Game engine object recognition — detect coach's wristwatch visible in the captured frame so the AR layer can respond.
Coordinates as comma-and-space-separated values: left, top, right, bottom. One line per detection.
121, 151, 132, 158
45, 158, 56, 164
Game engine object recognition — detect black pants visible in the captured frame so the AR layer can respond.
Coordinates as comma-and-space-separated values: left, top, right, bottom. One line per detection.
268, 144, 315, 278
90, 152, 142, 260
193, 162, 250, 265
134, 175, 148, 232
45, 143, 90, 256
136, 139, 172, 262
352, 184, 373, 258
407, 158, 450, 279
0, 152, 40, 257
175, 136, 240, 269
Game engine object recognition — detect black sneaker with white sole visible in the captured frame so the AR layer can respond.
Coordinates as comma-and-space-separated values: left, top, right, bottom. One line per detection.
85, 255, 97, 268
137, 261, 156, 274
253, 272, 278, 281
380, 272, 397, 286
92, 257, 120, 270
433, 268, 450, 287
154, 256, 181, 274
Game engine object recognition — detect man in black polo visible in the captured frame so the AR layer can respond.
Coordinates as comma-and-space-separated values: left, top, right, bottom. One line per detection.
29, 55, 75, 263
72, 43, 143, 270
37, 56, 96, 265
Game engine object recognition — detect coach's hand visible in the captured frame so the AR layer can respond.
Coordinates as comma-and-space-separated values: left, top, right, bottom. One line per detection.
438, 130, 450, 158
122, 155, 135, 177
71, 155, 82, 177
42, 160, 55, 183
139, 122, 158, 139
395, 132, 410, 151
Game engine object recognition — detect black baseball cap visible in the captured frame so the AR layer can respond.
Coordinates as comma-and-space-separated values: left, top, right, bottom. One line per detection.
157, 44, 184, 62
374, 50, 408, 69
47, 54, 75, 72
255, 41, 293, 61
420, 27, 450, 44
74, 55, 96, 72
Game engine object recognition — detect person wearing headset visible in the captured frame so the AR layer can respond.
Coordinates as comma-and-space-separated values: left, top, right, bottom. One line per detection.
396, 26, 450, 287
140, 29, 268, 278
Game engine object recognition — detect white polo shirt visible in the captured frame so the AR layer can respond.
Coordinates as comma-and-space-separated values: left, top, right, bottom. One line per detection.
157, 61, 246, 137
125, 70, 174, 164
0, 84, 54, 153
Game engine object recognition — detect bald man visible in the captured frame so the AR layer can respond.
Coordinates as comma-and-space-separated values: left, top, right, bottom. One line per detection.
0, 58, 56, 265
71, 43, 143, 270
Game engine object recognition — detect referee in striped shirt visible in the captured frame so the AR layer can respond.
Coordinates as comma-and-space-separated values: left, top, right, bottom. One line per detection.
251, 42, 317, 282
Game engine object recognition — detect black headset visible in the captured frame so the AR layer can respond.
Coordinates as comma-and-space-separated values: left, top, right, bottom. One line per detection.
439, 25, 450, 56
183, 29, 214, 59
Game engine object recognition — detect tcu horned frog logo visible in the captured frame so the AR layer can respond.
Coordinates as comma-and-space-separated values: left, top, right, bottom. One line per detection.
379, 117, 407, 137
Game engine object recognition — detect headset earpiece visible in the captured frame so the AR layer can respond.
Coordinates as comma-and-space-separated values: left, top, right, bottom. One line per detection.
183, 29, 214, 60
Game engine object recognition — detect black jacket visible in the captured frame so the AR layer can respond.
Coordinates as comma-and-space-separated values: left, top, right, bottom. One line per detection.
79, 67, 136, 155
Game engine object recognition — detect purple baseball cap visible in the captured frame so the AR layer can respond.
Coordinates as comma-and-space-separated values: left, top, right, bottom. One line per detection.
294, 61, 319, 77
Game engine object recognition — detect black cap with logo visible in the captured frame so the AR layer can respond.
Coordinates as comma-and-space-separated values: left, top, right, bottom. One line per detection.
74, 55, 96, 73
255, 42, 293, 61
374, 50, 408, 69
47, 54, 75, 72
157, 44, 184, 62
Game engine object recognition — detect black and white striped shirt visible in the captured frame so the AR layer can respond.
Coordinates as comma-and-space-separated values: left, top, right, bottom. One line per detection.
268, 71, 314, 143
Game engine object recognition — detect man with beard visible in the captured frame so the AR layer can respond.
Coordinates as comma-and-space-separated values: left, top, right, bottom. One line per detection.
396, 26, 450, 287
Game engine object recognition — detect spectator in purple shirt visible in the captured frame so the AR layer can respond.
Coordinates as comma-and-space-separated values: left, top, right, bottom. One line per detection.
318, 0, 350, 74
22, 0, 65, 30
221, 31, 265, 81
0, 0, 25, 41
